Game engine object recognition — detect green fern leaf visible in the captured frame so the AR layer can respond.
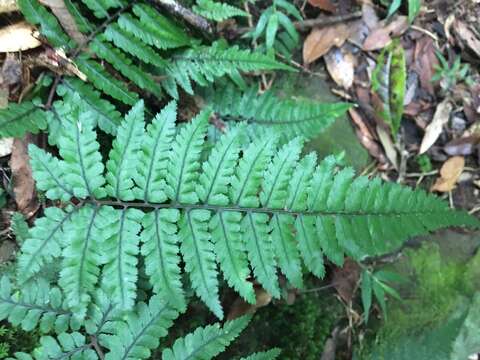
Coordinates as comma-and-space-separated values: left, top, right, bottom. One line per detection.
18, 0, 70, 48
10, 212, 29, 245
127, 4, 192, 49
262, 138, 304, 288
204, 84, 350, 141
32, 332, 97, 359
80, 0, 122, 18
165, 110, 209, 203
63, 0, 93, 33
180, 209, 222, 318
104, 24, 168, 66
29, 144, 74, 202
162, 315, 251, 360
105, 101, 145, 200
57, 105, 106, 199
17, 207, 76, 282
75, 57, 139, 105
59, 206, 109, 317
193, 0, 248, 21
141, 209, 185, 311
100, 295, 178, 360
0, 102, 47, 138
167, 42, 294, 96
21, 102, 480, 320
240, 348, 282, 360
58, 78, 122, 135
0, 277, 76, 334
211, 210, 254, 304
134, 101, 177, 203
101, 207, 144, 311
90, 39, 163, 97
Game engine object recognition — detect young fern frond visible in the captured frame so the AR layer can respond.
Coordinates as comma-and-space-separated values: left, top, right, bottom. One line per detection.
0, 103, 47, 138
192, 0, 248, 22
18, 100, 479, 321
203, 84, 350, 141
161, 315, 251, 360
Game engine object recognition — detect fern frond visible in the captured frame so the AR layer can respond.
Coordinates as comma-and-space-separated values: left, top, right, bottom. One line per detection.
181, 209, 222, 318
165, 110, 209, 203
59, 206, 110, 317
11, 212, 30, 245
105, 101, 145, 200
57, 105, 106, 199
128, 4, 192, 49
18, 0, 70, 48
75, 57, 139, 105
101, 207, 144, 311
0, 277, 76, 334
204, 84, 350, 140
29, 144, 74, 202
140, 209, 185, 311
63, 0, 93, 33
0, 102, 47, 138
104, 24, 168, 66
193, 0, 248, 21
23, 103, 480, 318
90, 39, 163, 98
17, 207, 76, 282
80, 0, 122, 19
240, 348, 282, 360
58, 78, 122, 135
100, 295, 178, 360
134, 101, 177, 203
166, 42, 294, 97
161, 315, 251, 360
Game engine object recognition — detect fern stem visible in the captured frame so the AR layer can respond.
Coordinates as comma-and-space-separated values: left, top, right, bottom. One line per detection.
90, 199, 440, 217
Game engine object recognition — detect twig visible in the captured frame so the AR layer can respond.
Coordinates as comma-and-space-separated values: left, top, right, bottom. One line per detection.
150, 0, 213, 35
45, 75, 61, 110
91, 336, 105, 360
234, 11, 362, 36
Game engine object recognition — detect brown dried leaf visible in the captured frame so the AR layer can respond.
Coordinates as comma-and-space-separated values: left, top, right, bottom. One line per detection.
10, 135, 38, 217
325, 48, 355, 89
1, 53, 22, 86
0, 22, 42, 53
308, 0, 336, 12
419, 99, 452, 154
332, 259, 360, 303
303, 23, 352, 64
227, 286, 272, 320
377, 124, 398, 169
431, 156, 465, 192
349, 109, 388, 164
454, 20, 480, 58
363, 16, 408, 51
413, 36, 438, 95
